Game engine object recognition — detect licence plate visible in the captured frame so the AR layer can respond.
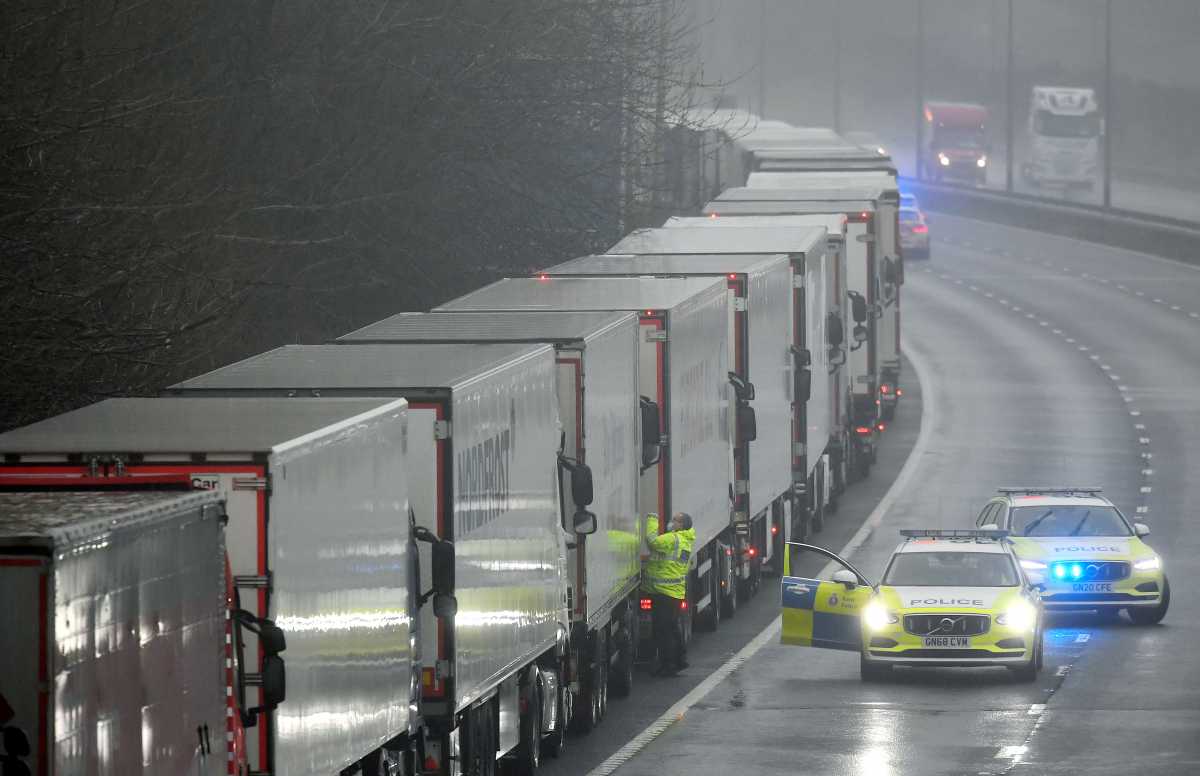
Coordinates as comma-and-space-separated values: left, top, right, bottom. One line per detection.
1070, 583, 1113, 593
922, 636, 971, 648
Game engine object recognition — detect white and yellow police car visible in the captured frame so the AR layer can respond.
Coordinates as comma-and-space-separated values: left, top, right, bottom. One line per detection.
974, 487, 1168, 624
781, 529, 1044, 681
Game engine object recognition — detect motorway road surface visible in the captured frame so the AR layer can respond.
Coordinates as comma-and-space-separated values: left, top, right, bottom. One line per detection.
538, 213, 1200, 775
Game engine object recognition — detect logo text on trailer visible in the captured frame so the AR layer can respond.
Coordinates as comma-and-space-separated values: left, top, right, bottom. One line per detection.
456, 402, 515, 535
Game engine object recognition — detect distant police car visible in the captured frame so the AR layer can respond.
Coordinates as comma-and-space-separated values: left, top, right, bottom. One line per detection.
780, 530, 1044, 682
974, 487, 1168, 624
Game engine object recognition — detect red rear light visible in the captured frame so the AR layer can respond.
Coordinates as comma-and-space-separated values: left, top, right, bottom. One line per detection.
855, 426, 872, 435
709, 212, 719, 218
725, 547, 732, 556
748, 547, 757, 557
880, 384, 891, 394
728, 273, 737, 280
680, 600, 688, 611
771, 524, 779, 535
912, 224, 928, 234
877, 422, 887, 432
538, 274, 550, 282
896, 388, 904, 397
640, 598, 653, 611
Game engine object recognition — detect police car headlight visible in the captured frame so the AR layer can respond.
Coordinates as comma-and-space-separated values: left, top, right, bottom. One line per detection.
1020, 559, 1047, 571
938, 153, 951, 167
1134, 556, 1162, 572
863, 601, 899, 631
976, 155, 988, 168
996, 601, 1037, 631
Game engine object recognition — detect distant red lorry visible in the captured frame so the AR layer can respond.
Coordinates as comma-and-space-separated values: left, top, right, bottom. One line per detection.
922, 102, 989, 184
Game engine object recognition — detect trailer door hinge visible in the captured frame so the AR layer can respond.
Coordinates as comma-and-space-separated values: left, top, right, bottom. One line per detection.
793, 442, 807, 457
734, 479, 749, 495
234, 574, 272, 590
732, 297, 747, 312
434, 420, 451, 440
792, 275, 804, 289
436, 659, 453, 679
645, 329, 667, 342
232, 475, 269, 493
856, 233, 875, 243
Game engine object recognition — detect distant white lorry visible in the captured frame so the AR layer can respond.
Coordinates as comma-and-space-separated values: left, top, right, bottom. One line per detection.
1023, 86, 1102, 189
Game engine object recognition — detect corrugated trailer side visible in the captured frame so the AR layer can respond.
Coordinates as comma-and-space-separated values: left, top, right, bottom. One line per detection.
0, 489, 227, 776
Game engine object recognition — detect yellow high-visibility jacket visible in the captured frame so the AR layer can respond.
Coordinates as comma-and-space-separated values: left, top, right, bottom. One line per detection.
642, 514, 695, 600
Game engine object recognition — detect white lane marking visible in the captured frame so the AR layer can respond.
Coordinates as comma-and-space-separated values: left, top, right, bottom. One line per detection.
1075, 633, 1091, 643
1130, 410, 1141, 416
1123, 395, 1134, 403
1052, 329, 1062, 335
1135, 424, 1146, 430
996, 745, 1028, 759
1136, 291, 1145, 297
1056, 665, 1071, 677
1118, 385, 1128, 392
1078, 346, 1089, 352
1171, 305, 1181, 311
1142, 469, 1154, 476
1140, 486, 1153, 493
1153, 298, 1164, 304
1098, 362, 1109, 368
585, 341, 940, 776
1090, 355, 1101, 361
1117, 285, 1127, 291
1191, 313, 1199, 319
1065, 338, 1076, 344
1028, 704, 1046, 715
1139, 437, 1151, 445
1137, 506, 1150, 514
1142, 452, 1154, 460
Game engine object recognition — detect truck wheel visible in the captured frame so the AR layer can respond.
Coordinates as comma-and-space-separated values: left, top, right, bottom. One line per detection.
721, 562, 739, 619
697, 566, 722, 632
512, 681, 542, 775
543, 687, 567, 759
610, 627, 635, 697
1128, 577, 1170, 625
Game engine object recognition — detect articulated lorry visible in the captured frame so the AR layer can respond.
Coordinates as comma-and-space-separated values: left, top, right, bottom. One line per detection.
922, 101, 990, 184
0, 397, 419, 775
167, 343, 596, 776
436, 277, 734, 640
334, 311, 644, 728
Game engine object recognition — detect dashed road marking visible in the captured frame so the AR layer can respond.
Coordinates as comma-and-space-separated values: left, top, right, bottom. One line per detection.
996, 745, 1028, 760
1135, 423, 1146, 430
1075, 634, 1091, 643
1130, 410, 1141, 416
1140, 486, 1153, 493
1028, 704, 1046, 715
1056, 665, 1071, 677
1142, 468, 1154, 476
1140, 437, 1151, 445
1137, 506, 1150, 514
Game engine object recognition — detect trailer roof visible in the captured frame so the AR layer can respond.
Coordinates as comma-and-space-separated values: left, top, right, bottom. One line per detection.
703, 200, 877, 217
608, 226, 827, 257
745, 171, 899, 193
170, 343, 548, 393
665, 214, 848, 235
543, 253, 789, 277
752, 147, 892, 162
337, 311, 635, 345
716, 185, 887, 202
0, 489, 222, 544
436, 276, 728, 314
0, 397, 402, 454
757, 159, 898, 175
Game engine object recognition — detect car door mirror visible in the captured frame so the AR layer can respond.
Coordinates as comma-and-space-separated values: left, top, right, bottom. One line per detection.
979, 523, 1000, 532
848, 291, 868, 323
1026, 571, 1046, 588
639, 396, 662, 469
1134, 523, 1150, 537
831, 568, 858, 589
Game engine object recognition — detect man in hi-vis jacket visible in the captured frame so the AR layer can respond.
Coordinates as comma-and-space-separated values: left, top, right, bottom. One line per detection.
643, 512, 695, 676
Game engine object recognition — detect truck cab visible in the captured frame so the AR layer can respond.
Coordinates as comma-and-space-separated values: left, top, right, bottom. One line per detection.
922, 102, 989, 184
1023, 86, 1102, 189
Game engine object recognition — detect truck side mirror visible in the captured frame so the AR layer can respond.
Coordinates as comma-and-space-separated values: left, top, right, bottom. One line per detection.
2, 726, 32, 758
828, 347, 846, 368
260, 655, 286, 708
639, 396, 662, 469
883, 258, 899, 286
853, 324, 868, 345
826, 313, 844, 347
737, 404, 757, 443
573, 509, 598, 536
848, 291, 868, 323
794, 368, 812, 404
869, 303, 883, 321
258, 621, 287, 656
728, 372, 755, 401
570, 463, 594, 508
792, 346, 811, 368
432, 539, 455, 597
433, 592, 458, 619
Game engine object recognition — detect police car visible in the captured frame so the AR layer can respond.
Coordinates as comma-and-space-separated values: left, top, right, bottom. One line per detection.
974, 487, 1168, 624
781, 530, 1044, 682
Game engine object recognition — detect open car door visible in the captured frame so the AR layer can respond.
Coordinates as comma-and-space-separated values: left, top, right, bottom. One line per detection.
781, 542, 875, 651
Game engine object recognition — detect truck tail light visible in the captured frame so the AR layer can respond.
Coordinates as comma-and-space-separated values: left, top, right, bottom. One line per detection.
640, 597, 653, 611
877, 422, 887, 432
912, 224, 928, 234
680, 600, 688, 611
880, 384, 891, 394
855, 426, 872, 435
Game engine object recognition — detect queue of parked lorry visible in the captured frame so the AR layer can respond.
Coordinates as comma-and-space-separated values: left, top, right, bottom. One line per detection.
0, 111, 913, 776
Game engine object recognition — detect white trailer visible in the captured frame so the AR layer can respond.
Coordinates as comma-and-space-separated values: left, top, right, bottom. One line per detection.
656, 216, 851, 527
0, 489, 230, 776
539, 250, 792, 605
335, 310, 643, 727
436, 277, 734, 637
167, 343, 579, 775
0, 397, 416, 776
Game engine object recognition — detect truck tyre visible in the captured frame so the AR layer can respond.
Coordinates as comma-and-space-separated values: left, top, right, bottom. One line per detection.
1128, 576, 1170, 625
512, 679, 542, 775
543, 686, 567, 759
696, 566, 722, 632
610, 612, 636, 697
467, 702, 497, 776
574, 638, 607, 733
721, 560, 739, 619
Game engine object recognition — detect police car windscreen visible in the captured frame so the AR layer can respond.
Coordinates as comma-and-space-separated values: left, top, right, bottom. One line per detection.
883, 552, 1019, 587
1010, 506, 1131, 538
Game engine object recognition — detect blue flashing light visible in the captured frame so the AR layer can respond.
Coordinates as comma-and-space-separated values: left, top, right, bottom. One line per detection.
1053, 564, 1067, 579
1071, 564, 1083, 579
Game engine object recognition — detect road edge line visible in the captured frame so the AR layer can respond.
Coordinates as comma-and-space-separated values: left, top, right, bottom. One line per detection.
584, 336, 938, 776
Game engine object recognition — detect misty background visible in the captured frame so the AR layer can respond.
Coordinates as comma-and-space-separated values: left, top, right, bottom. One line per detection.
2, 0, 1197, 431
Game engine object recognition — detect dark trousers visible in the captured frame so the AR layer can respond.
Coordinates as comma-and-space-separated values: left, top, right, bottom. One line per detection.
650, 593, 686, 670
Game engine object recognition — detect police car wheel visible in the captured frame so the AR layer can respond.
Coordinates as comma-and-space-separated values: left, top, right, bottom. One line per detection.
1128, 576, 1170, 625
1010, 648, 1039, 682
859, 651, 891, 681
